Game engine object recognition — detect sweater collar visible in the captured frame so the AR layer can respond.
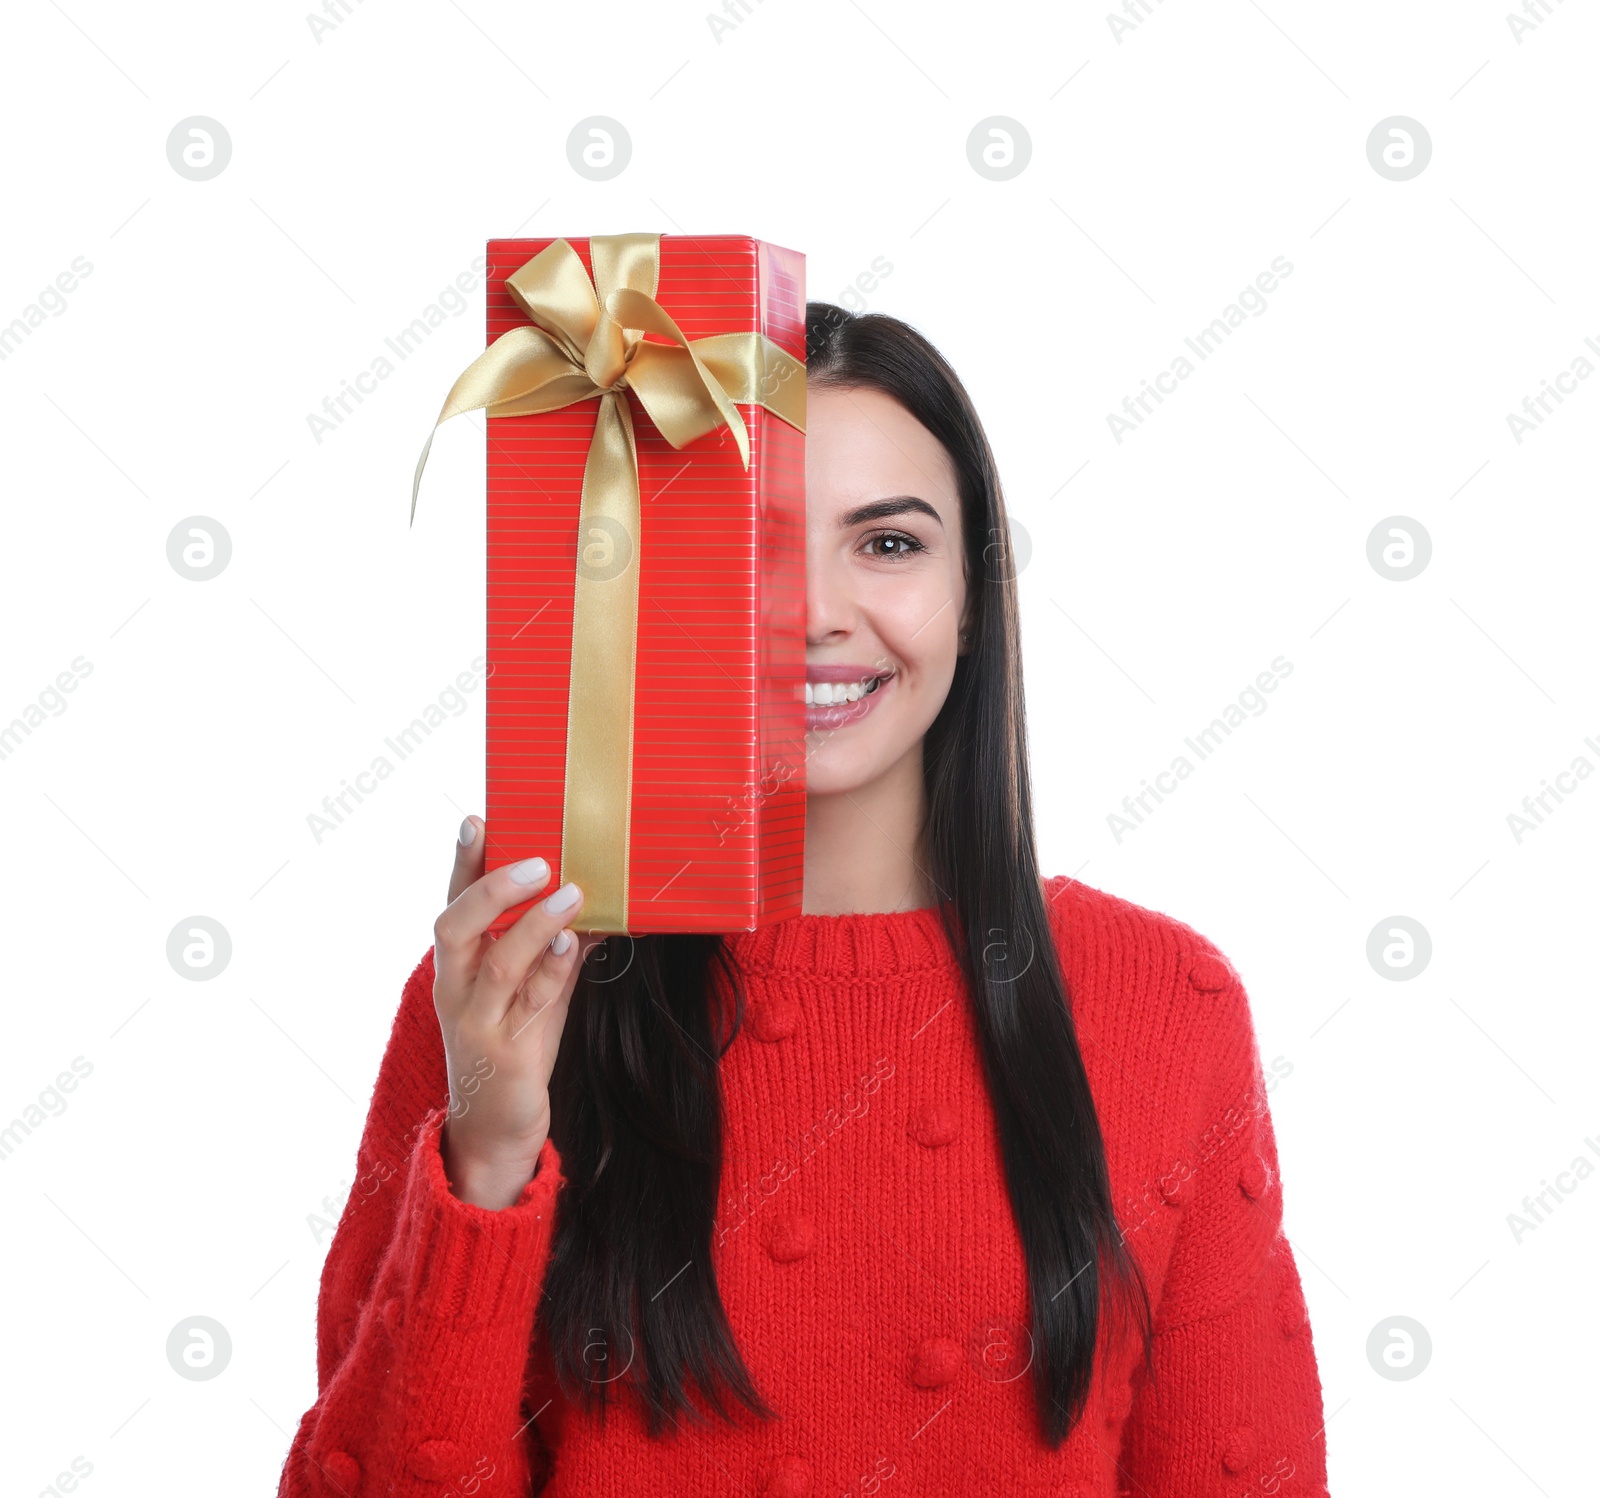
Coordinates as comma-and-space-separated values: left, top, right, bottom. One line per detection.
722, 900, 961, 979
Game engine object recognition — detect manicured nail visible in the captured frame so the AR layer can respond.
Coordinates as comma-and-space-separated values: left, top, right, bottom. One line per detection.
550, 929, 573, 955
544, 881, 582, 914
458, 817, 478, 847
509, 856, 550, 884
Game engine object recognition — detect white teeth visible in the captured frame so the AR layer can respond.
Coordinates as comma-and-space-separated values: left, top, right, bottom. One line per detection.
805, 677, 884, 706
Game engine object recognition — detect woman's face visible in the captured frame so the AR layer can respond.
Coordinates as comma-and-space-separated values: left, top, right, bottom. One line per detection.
803, 383, 969, 797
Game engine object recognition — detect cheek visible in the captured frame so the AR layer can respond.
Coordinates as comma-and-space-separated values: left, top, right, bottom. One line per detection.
877, 575, 962, 668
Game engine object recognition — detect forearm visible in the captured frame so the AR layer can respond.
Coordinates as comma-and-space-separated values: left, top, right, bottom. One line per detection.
1120, 937, 1330, 1494
1122, 1237, 1328, 1494
280, 1105, 563, 1496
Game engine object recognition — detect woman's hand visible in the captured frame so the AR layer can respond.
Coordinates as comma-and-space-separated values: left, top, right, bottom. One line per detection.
432, 816, 605, 1209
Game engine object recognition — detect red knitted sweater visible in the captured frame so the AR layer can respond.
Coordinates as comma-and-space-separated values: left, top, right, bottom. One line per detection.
277, 876, 1329, 1497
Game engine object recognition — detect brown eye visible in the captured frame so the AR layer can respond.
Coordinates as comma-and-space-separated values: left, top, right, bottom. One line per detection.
864, 531, 927, 560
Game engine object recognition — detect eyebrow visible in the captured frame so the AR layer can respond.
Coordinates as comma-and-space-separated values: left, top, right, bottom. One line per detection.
839, 495, 944, 529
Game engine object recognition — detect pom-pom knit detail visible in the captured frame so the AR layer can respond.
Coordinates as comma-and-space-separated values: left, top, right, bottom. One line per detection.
277, 877, 1329, 1496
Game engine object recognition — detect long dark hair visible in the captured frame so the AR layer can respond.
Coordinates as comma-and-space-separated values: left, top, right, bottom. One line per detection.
541, 301, 1152, 1447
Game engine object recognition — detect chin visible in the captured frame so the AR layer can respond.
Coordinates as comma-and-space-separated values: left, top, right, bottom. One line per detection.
804, 733, 919, 800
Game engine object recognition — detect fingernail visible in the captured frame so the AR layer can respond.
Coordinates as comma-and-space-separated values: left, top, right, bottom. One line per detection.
544, 881, 582, 914
550, 929, 573, 955
509, 856, 550, 884
458, 818, 478, 847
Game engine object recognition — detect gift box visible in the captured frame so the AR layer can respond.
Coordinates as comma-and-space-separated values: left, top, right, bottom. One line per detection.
413, 233, 808, 936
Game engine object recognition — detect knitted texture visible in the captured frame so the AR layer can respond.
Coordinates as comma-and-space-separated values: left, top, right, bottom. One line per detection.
277, 876, 1329, 1497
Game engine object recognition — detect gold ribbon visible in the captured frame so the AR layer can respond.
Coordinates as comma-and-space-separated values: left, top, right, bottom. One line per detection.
411, 234, 805, 933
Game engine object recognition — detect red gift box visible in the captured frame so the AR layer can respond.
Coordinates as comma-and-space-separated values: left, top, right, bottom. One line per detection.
437, 233, 807, 936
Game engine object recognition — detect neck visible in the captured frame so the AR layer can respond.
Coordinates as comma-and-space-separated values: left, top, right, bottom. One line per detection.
801, 742, 933, 915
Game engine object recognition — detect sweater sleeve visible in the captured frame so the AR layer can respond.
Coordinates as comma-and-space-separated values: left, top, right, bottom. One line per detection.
276, 947, 566, 1498
1118, 940, 1330, 1497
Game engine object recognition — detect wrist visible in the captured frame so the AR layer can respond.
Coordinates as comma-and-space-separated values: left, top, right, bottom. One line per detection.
439, 1122, 544, 1210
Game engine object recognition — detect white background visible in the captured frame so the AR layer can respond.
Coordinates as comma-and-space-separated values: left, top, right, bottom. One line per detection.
1, 0, 1595, 1493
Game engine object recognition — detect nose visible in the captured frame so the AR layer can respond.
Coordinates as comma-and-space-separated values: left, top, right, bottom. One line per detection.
805, 525, 855, 646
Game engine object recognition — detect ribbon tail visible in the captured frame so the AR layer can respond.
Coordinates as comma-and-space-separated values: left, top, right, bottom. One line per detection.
410, 324, 590, 522
410, 429, 436, 528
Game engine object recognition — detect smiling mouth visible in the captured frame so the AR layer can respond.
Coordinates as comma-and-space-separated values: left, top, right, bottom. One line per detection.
804, 675, 888, 707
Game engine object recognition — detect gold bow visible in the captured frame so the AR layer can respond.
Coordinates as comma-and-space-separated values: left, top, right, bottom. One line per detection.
411, 233, 806, 933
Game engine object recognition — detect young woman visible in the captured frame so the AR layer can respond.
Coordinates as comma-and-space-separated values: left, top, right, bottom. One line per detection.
278, 304, 1329, 1497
